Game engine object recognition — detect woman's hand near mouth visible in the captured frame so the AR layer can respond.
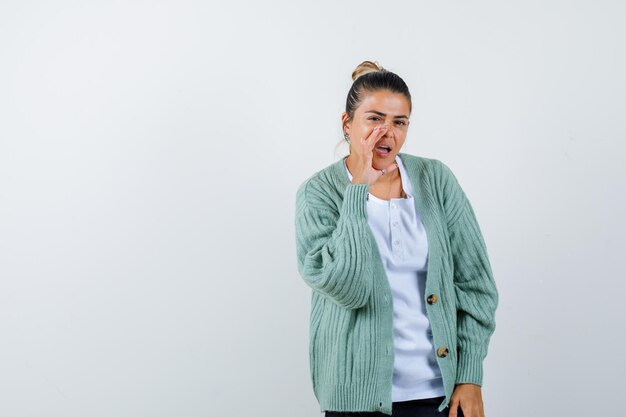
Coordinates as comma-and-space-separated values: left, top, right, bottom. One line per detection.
349, 125, 398, 186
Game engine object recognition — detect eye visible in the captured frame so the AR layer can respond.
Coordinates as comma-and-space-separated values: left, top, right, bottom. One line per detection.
369, 117, 381, 121
396, 121, 407, 126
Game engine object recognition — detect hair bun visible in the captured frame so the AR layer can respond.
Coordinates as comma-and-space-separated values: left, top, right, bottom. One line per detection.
351, 60, 385, 82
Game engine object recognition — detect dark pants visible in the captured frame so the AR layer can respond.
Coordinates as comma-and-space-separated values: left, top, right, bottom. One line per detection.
325, 396, 464, 417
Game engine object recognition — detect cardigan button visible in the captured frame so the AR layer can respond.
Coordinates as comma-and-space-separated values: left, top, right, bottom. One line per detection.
437, 346, 449, 358
427, 294, 439, 304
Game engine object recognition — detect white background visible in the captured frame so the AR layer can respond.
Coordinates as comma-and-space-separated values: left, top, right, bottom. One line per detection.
1, 1, 624, 416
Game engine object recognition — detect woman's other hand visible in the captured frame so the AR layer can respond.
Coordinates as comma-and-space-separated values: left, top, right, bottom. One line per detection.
350, 125, 398, 185
449, 383, 485, 417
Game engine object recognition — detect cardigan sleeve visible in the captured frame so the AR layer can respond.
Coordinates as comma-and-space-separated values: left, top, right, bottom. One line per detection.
438, 161, 499, 386
295, 181, 374, 310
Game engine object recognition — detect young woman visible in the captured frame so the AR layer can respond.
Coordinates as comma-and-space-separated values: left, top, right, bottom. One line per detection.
295, 61, 498, 417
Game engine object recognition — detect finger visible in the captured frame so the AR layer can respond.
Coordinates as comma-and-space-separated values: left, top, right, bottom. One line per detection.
385, 163, 398, 173
460, 403, 482, 417
379, 163, 398, 178
449, 401, 459, 417
379, 162, 397, 176
364, 125, 387, 149
360, 126, 376, 144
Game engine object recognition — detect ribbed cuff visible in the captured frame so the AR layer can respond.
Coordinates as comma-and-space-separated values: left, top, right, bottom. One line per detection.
341, 183, 369, 218
455, 353, 484, 386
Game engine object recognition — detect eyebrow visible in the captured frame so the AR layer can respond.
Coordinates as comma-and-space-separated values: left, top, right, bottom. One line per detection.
364, 110, 409, 119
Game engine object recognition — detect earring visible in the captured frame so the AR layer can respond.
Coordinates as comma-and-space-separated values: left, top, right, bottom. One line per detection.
344, 132, 351, 143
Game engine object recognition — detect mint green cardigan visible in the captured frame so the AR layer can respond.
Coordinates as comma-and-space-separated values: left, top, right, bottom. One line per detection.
294, 152, 499, 415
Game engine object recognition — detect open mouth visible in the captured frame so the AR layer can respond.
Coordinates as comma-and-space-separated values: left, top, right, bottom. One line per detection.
375, 145, 392, 157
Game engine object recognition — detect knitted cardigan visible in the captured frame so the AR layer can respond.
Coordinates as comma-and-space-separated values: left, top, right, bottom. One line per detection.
294, 152, 499, 415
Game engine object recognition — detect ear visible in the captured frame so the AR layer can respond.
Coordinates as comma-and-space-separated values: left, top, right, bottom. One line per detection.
341, 112, 351, 135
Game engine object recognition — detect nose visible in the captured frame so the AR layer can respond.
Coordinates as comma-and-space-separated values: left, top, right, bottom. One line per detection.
382, 122, 394, 135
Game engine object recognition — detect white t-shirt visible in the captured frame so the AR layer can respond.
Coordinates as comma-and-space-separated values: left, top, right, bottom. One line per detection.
343, 155, 446, 402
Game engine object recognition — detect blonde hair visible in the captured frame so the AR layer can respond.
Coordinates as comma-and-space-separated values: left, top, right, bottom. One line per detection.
351, 60, 386, 81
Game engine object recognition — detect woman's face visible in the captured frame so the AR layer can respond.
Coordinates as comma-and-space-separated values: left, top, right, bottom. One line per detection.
342, 89, 411, 169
